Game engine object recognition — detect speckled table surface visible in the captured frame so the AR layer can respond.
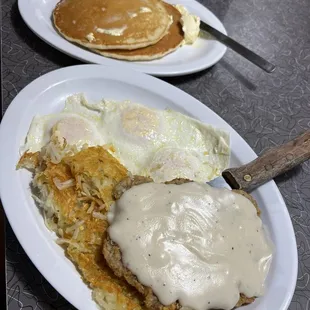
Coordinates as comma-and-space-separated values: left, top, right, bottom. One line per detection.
1, 0, 310, 309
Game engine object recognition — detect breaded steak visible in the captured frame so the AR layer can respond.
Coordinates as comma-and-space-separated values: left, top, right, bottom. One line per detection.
103, 176, 258, 310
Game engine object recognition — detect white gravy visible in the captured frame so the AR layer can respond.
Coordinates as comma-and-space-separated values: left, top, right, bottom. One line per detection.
108, 182, 272, 310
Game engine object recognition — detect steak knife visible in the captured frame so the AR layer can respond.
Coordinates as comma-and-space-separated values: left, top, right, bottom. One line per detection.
208, 130, 310, 191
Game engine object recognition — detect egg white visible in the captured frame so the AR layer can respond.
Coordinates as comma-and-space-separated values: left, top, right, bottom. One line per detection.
21, 94, 104, 154
99, 100, 230, 182
21, 94, 230, 182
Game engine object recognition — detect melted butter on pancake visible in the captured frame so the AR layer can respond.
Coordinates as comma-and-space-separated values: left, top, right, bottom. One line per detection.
140, 6, 152, 13
128, 11, 138, 18
86, 32, 95, 42
96, 25, 128, 36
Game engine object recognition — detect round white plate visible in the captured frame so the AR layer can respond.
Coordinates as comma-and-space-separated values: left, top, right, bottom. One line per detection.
0, 65, 297, 310
18, 0, 227, 77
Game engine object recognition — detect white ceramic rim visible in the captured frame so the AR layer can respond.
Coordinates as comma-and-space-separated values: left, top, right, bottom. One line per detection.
0, 64, 297, 310
17, 0, 227, 77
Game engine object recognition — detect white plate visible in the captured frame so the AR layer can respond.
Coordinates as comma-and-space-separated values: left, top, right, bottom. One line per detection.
0, 65, 297, 310
18, 0, 227, 77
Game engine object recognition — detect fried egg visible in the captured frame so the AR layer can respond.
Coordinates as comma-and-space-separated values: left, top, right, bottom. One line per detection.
99, 100, 230, 182
21, 94, 230, 182
21, 94, 104, 154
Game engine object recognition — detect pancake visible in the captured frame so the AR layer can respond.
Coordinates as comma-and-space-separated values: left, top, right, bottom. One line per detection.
93, 2, 184, 61
53, 0, 171, 50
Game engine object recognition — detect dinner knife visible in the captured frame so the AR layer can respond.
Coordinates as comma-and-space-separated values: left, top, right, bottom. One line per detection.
208, 130, 310, 192
200, 21, 276, 73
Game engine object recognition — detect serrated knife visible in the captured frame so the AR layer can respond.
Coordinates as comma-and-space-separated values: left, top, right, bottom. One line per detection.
208, 130, 310, 191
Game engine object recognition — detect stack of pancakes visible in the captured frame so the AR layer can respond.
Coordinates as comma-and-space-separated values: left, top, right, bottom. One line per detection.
53, 0, 185, 61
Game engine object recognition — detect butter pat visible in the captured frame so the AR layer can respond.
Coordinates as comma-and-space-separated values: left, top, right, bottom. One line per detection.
128, 11, 138, 18
96, 25, 127, 36
86, 32, 95, 42
175, 4, 200, 45
140, 7, 152, 13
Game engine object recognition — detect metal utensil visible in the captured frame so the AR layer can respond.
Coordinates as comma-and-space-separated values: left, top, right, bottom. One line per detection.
208, 130, 310, 191
200, 21, 276, 73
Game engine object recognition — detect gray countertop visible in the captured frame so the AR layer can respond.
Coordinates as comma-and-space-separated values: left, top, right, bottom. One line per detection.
2, 0, 310, 309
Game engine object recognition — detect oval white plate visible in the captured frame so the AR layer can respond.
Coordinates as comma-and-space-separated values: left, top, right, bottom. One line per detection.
18, 0, 227, 77
0, 65, 297, 310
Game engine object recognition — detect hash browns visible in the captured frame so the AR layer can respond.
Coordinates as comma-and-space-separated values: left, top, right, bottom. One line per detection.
18, 147, 147, 310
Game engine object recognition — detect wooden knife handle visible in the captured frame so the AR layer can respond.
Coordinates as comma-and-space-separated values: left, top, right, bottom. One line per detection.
222, 130, 310, 191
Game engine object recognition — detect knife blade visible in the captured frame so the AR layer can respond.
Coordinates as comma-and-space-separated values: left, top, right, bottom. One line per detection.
208, 176, 231, 190
200, 21, 276, 73
208, 130, 310, 192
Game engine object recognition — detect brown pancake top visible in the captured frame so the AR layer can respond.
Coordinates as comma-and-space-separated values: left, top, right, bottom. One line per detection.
95, 2, 184, 60
53, 0, 171, 50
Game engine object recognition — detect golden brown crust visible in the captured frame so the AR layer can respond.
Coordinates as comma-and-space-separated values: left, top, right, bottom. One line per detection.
103, 235, 181, 310
164, 178, 192, 185
113, 175, 154, 200
16, 151, 40, 171
105, 177, 258, 309
30, 147, 145, 309
235, 294, 255, 308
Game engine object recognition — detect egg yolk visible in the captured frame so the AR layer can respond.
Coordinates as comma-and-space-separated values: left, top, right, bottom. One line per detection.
121, 107, 160, 141
52, 117, 95, 146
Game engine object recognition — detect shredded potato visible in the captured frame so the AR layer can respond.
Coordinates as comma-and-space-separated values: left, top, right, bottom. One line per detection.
17, 146, 143, 310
